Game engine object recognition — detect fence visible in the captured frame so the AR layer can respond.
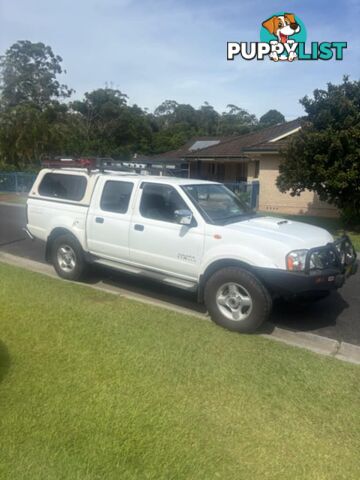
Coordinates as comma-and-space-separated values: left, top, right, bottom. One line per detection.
0, 172, 37, 194
224, 181, 259, 210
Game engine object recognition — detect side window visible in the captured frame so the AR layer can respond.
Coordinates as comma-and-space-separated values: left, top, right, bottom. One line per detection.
38, 173, 87, 201
140, 183, 189, 223
100, 181, 133, 214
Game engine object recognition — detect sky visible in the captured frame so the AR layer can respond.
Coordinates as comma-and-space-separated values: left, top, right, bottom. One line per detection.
0, 0, 359, 120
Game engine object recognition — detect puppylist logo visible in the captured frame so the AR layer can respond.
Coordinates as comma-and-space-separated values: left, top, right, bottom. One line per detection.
227, 12, 347, 62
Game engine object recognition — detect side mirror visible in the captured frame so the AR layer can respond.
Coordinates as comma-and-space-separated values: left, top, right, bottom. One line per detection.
174, 209, 193, 226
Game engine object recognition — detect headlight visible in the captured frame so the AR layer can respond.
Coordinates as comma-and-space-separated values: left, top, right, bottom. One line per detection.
286, 249, 308, 271
309, 251, 326, 270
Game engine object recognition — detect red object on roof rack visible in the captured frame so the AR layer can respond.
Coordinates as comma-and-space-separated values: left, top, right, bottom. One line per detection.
42, 157, 97, 169
41, 157, 134, 173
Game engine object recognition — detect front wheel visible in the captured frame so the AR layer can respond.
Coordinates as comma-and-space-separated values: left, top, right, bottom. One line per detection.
51, 234, 87, 281
204, 267, 272, 333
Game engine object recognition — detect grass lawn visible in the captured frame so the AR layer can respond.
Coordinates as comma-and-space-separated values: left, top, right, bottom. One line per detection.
0, 263, 360, 479
260, 212, 360, 252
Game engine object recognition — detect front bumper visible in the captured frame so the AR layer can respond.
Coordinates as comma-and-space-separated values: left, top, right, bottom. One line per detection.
254, 235, 358, 296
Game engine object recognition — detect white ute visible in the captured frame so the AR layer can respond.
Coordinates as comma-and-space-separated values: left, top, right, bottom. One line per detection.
26, 163, 357, 333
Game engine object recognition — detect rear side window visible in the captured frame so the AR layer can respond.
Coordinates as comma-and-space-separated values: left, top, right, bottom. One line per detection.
38, 173, 87, 201
100, 181, 133, 213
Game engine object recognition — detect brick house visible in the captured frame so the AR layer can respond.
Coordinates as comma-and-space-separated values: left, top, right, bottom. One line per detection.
151, 119, 337, 217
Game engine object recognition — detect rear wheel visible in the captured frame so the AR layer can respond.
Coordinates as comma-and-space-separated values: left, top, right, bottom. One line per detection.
204, 267, 272, 333
51, 234, 86, 281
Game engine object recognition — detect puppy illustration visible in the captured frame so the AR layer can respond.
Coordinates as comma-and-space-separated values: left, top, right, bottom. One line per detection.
262, 13, 301, 62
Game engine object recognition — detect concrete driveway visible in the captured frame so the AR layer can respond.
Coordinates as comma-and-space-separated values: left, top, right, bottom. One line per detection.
1, 203, 359, 345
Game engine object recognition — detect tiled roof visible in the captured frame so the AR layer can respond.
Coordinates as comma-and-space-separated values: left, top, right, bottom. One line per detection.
154, 119, 302, 160
185, 119, 302, 157
153, 136, 229, 160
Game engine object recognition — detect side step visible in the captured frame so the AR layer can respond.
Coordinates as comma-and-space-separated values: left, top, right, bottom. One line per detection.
93, 258, 198, 292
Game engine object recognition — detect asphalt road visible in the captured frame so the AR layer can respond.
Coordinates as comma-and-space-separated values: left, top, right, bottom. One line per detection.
1, 203, 359, 345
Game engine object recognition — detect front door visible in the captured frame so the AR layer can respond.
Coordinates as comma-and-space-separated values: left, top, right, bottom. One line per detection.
129, 182, 204, 279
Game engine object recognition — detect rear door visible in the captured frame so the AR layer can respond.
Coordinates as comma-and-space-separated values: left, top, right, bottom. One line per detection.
86, 177, 137, 260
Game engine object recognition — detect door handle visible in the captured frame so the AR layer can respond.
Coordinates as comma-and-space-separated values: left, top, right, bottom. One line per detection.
134, 224, 144, 231
95, 217, 104, 224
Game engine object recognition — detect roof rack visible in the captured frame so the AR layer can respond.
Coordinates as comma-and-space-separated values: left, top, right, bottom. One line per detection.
41, 157, 135, 174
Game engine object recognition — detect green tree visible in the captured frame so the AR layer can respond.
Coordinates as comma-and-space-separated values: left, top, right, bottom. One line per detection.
0, 41, 74, 166
0, 101, 73, 165
71, 88, 153, 156
154, 100, 198, 129
197, 102, 219, 135
152, 100, 199, 152
151, 100, 260, 152
152, 123, 197, 153
0, 40, 72, 109
218, 104, 258, 135
277, 77, 360, 224
154, 99, 179, 116
0, 39, 285, 164
259, 109, 285, 126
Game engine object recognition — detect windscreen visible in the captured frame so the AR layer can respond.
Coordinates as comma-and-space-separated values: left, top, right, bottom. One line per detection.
182, 184, 251, 224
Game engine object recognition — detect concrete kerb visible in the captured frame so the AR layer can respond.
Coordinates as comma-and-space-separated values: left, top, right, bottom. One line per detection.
262, 327, 340, 357
336, 341, 360, 365
0, 250, 359, 366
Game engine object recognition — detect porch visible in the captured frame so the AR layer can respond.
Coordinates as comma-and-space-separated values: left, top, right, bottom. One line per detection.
188, 158, 259, 183
188, 158, 260, 210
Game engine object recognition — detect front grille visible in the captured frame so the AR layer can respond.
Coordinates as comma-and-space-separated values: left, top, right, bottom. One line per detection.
305, 235, 356, 273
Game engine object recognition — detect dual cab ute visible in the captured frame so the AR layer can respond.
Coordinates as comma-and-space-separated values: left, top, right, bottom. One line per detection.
26, 165, 358, 333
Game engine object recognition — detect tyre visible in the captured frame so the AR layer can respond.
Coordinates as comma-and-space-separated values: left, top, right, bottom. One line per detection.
204, 267, 272, 333
51, 234, 87, 281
